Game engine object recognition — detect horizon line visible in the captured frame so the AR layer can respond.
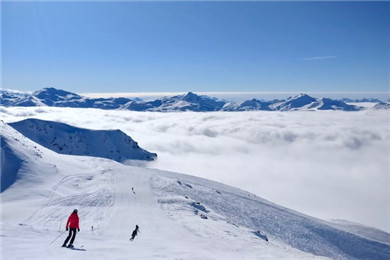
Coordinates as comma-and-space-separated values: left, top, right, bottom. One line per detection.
81, 91, 390, 97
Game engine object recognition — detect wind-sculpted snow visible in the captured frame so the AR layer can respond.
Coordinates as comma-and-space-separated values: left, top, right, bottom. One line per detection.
0, 137, 23, 191
151, 174, 390, 260
9, 118, 157, 162
0, 121, 53, 192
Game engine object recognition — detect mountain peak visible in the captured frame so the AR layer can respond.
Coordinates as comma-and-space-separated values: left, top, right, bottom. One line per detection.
288, 93, 315, 100
32, 87, 82, 106
33, 87, 80, 98
272, 93, 317, 110
182, 92, 201, 102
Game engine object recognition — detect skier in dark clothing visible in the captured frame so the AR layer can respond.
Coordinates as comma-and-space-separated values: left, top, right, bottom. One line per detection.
129, 225, 140, 241
62, 209, 80, 248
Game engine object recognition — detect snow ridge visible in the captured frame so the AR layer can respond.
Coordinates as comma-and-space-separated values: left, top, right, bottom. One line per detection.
9, 118, 157, 162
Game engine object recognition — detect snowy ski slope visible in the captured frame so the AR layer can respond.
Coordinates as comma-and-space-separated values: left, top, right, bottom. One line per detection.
1, 120, 389, 259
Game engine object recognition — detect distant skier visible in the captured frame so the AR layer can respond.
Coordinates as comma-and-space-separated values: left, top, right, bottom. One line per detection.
132, 187, 136, 195
62, 209, 80, 248
255, 230, 268, 242
129, 225, 140, 241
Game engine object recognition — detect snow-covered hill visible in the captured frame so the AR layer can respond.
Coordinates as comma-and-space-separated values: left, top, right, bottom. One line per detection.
9, 118, 157, 162
1, 120, 389, 259
1, 87, 371, 111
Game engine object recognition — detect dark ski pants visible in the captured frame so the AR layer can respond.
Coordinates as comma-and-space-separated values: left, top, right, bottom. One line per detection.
63, 228, 77, 246
130, 230, 138, 241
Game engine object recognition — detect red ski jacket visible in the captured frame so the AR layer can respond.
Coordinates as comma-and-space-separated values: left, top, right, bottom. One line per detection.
66, 212, 79, 229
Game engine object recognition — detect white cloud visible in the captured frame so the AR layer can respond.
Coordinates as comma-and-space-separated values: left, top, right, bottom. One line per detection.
304, 55, 338, 61
2, 107, 389, 232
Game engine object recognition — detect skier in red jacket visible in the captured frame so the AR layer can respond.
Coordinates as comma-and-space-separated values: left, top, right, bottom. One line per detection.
62, 209, 80, 248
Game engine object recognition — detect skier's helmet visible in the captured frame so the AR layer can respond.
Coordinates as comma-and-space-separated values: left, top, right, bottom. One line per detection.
73, 209, 78, 213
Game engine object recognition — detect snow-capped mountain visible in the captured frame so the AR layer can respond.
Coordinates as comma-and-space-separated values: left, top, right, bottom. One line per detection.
153, 92, 227, 112
9, 118, 157, 162
271, 94, 318, 111
33, 88, 84, 106
374, 101, 390, 110
0, 88, 136, 109
122, 92, 226, 112
121, 99, 163, 111
0, 89, 43, 107
0, 90, 25, 106
341, 98, 383, 103
0, 87, 374, 111
307, 98, 362, 111
223, 98, 274, 111
1, 120, 389, 259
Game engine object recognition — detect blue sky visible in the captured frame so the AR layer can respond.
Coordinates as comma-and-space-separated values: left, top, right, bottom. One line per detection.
2, 1, 389, 93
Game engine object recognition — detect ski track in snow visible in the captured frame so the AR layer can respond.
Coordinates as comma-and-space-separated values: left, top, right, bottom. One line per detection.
151, 174, 390, 260
1, 120, 390, 259
1, 161, 325, 259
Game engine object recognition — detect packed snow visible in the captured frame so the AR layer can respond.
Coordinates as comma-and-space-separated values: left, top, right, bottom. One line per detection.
1, 120, 389, 259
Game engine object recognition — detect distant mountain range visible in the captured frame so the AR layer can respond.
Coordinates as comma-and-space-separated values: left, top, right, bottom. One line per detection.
1, 88, 389, 111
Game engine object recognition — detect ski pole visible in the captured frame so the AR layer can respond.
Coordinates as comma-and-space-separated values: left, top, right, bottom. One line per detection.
49, 230, 66, 245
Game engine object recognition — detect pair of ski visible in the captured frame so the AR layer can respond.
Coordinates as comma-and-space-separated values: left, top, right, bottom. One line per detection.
63, 245, 86, 251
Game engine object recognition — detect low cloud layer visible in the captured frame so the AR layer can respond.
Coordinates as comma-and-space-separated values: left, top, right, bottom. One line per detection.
2, 107, 389, 232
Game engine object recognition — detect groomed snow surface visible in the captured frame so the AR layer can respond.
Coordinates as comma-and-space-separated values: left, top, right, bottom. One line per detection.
1, 119, 390, 259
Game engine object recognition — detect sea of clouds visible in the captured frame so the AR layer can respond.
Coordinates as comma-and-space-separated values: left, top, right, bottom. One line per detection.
1, 107, 389, 232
